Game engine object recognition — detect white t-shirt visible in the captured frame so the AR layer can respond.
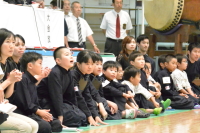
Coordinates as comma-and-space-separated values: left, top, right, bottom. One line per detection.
121, 80, 153, 100
100, 10, 133, 39
171, 69, 191, 91
66, 15, 93, 42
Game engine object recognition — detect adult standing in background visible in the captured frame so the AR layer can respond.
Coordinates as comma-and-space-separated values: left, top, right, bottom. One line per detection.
66, 1, 100, 53
100, 0, 133, 56
63, 0, 72, 19
63, 0, 72, 47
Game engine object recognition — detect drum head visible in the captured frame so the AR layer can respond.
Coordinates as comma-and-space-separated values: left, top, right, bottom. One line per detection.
144, 0, 184, 31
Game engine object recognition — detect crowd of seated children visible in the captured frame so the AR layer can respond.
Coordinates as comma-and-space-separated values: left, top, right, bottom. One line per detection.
171, 54, 200, 108
37, 47, 88, 127
185, 42, 200, 96
122, 66, 163, 115
72, 50, 107, 126
155, 54, 195, 109
90, 53, 122, 120
0, 28, 39, 133
117, 36, 136, 70
2, 27, 200, 132
128, 51, 170, 111
100, 61, 152, 119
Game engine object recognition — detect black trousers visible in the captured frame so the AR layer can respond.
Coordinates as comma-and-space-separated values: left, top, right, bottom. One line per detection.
29, 114, 62, 133
68, 42, 86, 49
104, 38, 123, 56
162, 95, 194, 109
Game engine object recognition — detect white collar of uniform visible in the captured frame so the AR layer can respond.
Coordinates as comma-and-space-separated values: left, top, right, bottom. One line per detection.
121, 80, 134, 89
71, 14, 81, 21
112, 9, 122, 16
65, 12, 72, 17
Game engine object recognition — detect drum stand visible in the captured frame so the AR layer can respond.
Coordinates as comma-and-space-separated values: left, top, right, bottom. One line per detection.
145, 24, 200, 86
145, 25, 200, 58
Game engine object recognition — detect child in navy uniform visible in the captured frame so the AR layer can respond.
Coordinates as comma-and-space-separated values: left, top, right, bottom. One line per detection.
101, 61, 142, 119
90, 53, 122, 120
11, 52, 62, 133
72, 50, 107, 126
156, 54, 194, 109
129, 51, 168, 110
37, 47, 87, 127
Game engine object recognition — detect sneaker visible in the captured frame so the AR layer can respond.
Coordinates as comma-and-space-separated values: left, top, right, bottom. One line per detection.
153, 107, 162, 115
162, 99, 171, 110
137, 109, 150, 118
125, 109, 138, 119
194, 105, 200, 109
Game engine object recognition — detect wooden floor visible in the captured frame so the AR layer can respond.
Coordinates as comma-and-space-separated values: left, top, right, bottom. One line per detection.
81, 110, 200, 133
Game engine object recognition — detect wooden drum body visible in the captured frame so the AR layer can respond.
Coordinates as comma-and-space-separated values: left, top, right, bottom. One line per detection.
144, 0, 200, 32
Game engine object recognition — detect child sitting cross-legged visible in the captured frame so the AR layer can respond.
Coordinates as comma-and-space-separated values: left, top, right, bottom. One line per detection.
11, 52, 62, 133
155, 54, 195, 109
122, 66, 163, 115
128, 51, 170, 111
101, 61, 150, 119
171, 54, 200, 108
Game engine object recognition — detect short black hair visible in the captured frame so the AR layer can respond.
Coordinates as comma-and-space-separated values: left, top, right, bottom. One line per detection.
112, 0, 123, 3
176, 54, 188, 64
50, 0, 63, 8
71, 1, 80, 8
188, 42, 200, 52
93, 53, 103, 62
165, 54, 176, 63
123, 65, 141, 80
103, 61, 118, 71
77, 50, 95, 63
136, 34, 149, 44
158, 54, 166, 69
53, 46, 68, 60
116, 62, 122, 70
15, 34, 25, 44
129, 51, 143, 62
20, 52, 42, 72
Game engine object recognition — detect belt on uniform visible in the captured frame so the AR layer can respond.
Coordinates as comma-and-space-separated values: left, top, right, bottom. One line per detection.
107, 38, 123, 42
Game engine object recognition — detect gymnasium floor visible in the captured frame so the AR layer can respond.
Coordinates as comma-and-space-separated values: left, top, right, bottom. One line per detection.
70, 109, 200, 133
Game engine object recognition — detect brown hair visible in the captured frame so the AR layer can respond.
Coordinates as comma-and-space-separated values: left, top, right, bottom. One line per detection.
120, 36, 135, 60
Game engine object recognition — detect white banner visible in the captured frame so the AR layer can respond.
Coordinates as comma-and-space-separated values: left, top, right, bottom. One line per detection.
0, 4, 64, 48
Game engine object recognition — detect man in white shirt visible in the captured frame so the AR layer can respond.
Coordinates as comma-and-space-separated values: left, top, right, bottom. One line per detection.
63, 0, 72, 19
65, 1, 100, 53
100, 0, 132, 56
63, 0, 71, 47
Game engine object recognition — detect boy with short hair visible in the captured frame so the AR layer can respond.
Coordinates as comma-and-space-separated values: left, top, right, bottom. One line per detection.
37, 47, 87, 127
90, 53, 122, 120
129, 51, 167, 110
101, 61, 139, 119
171, 54, 200, 107
11, 52, 62, 133
122, 66, 162, 115
156, 54, 194, 109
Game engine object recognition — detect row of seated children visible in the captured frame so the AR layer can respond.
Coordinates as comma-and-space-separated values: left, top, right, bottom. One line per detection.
154, 54, 200, 109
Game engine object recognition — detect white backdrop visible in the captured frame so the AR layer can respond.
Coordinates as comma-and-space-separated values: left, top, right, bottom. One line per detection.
0, 4, 64, 48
